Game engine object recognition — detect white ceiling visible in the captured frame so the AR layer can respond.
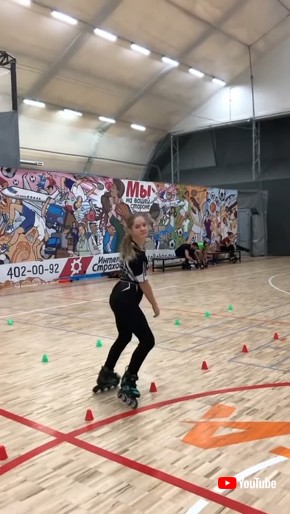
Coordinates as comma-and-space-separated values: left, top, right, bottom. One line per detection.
1, 0, 290, 176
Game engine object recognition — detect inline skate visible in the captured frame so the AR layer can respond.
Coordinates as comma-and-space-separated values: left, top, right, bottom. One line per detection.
117, 369, 140, 409
92, 365, 120, 394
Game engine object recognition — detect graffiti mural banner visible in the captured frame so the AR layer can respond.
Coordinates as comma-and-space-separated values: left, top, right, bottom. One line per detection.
0, 168, 237, 287
0, 250, 177, 289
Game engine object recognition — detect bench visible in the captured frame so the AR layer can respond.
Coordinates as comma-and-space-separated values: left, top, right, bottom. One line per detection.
207, 249, 241, 264
152, 256, 184, 272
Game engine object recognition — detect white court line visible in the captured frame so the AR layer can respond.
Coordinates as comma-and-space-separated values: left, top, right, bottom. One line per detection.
156, 265, 290, 289
185, 455, 287, 514
1, 265, 289, 319
0, 285, 174, 318
269, 272, 290, 295
0, 297, 108, 319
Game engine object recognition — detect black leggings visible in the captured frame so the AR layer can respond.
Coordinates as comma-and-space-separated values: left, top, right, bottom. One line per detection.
104, 281, 155, 375
220, 244, 235, 258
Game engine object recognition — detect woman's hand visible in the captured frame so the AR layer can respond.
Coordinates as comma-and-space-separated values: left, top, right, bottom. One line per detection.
152, 303, 160, 317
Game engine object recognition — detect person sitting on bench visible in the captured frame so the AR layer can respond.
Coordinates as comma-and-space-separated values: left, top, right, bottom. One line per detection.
220, 232, 237, 262
192, 242, 207, 268
175, 242, 200, 269
198, 241, 209, 268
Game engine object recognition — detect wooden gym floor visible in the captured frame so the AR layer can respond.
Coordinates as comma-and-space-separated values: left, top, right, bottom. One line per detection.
1, 256, 290, 514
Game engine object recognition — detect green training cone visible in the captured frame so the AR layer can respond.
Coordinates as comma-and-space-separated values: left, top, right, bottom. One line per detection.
7, 319, 14, 326
42, 354, 49, 363
96, 340, 103, 347
205, 311, 211, 318
174, 319, 181, 326
227, 304, 233, 312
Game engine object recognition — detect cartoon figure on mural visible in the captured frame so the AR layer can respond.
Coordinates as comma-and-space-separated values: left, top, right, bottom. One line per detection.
0, 168, 238, 269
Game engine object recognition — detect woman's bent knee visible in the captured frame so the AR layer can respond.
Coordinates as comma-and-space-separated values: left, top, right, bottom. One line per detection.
147, 333, 155, 350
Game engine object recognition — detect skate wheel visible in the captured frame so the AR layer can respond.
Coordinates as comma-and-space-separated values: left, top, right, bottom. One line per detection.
126, 396, 132, 406
92, 385, 100, 394
131, 398, 138, 409
118, 391, 126, 402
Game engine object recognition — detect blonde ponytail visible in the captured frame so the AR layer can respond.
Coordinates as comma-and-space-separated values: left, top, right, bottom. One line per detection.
120, 232, 136, 261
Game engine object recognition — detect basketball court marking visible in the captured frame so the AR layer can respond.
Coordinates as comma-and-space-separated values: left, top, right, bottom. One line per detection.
11, 318, 118, 341
168, 265, 290, 287
229, 336, 290, 372
1, 264, 290, 512
0, 297, 107, 318
161, 304, 290, 327
0, 264, 289, 319
10, 306, 289, 353
269, 272, 290, 295
1, 383, 289, 513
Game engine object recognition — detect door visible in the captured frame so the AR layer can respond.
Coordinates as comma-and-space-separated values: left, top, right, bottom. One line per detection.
237, 209, 252, 255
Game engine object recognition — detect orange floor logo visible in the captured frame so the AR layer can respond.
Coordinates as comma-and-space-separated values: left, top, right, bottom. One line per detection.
182, 403, 290, 454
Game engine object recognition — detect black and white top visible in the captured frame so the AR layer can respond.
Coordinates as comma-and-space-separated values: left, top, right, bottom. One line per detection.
120, 242, 148, 284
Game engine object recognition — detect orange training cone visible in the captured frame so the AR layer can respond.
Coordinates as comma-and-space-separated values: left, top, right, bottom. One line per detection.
85, 409, 94, 422
0, 445, 8, 461
149, 382, 158, 392
201, 360, 208, 371
242, 345, 248, 353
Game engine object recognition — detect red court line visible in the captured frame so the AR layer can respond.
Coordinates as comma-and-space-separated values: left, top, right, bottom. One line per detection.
0, 408, 67, 440
1, 382, 289, 513
3, 383, 288, 441
70, 437, 266, 514
70, 382, 290, 437
0, 439, 59, 475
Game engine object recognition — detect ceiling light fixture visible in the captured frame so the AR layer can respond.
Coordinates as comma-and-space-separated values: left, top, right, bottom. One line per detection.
23, 99, 45, 108
94, 28, 117, 42
131, 43, 150, 56
162, 56, 179, 67
51, 10, 78, 25
131, 123, 146, 131
12, 0, 31, 7
189, 68, 204, 78
20, 159, 44, 166
62, 108, 82, 117
99, 116, 116, 123
212, 77, 226, 86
